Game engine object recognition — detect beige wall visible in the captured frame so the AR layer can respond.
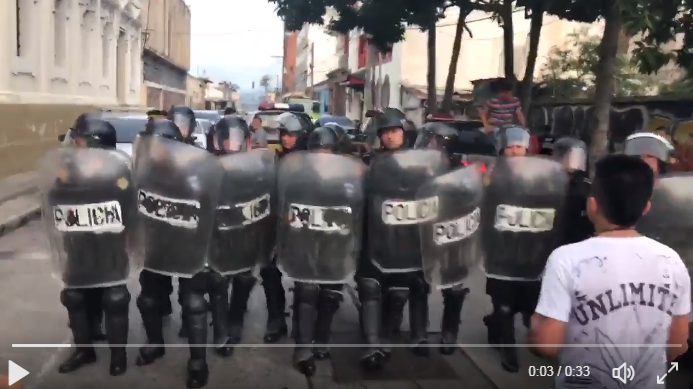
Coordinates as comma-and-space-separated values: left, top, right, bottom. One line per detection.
140, 0, 191, 71
186, 76, 207, 109
400, 10, 599, 91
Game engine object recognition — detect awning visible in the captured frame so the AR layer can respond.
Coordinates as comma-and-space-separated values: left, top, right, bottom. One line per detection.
340, 71, 366, 90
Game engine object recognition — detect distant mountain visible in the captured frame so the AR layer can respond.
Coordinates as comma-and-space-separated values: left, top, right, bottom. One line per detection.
192, 64, 282, 91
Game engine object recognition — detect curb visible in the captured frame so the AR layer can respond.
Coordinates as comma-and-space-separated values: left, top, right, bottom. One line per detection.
0, 203, 40, 238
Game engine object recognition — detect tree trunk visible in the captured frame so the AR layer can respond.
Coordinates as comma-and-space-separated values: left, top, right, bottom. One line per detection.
501, 0, 515, 81
518, 4, 544, 115
441, 10, 466, 113
589, 2, 622, 175
427, 25, 438, 115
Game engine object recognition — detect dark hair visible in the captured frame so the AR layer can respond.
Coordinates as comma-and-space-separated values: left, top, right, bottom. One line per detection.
224, 107, 237, 115
492, 78, 513, 93
252, 114, 261, 120
591, 154, 654, 227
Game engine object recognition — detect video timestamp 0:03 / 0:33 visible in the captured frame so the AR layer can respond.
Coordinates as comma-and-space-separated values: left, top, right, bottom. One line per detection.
528, 365, 591, 378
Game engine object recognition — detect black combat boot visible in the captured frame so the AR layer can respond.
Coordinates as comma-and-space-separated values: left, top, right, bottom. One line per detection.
408, 277, 430, 357
261, 264, 288, 343
381, 287, 409, 358
292, 282, 319, 377
496, 304, 519, 373
59, 289, 97, 373
223, 273, 256, 356
440, 287, 469, 355
313, 287, 343, 360
183, 288, 210, 389
103, 285, 130, 376
357, 278, 386, 371
136, 271, 166, 366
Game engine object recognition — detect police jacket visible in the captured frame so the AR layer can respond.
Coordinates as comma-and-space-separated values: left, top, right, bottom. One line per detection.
561, 171, 594, 245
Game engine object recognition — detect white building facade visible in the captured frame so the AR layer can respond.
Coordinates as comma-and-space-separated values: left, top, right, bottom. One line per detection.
0, 0, 143, 105
295, 24, 338, 94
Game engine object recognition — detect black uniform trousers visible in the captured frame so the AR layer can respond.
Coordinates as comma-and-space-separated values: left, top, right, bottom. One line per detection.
226, 269, 257, 344
484, 277, 542, 343
259, 258, 288, 342
291, 281, 344, 366
355, 258, 430, 361
60, 284, 130, 372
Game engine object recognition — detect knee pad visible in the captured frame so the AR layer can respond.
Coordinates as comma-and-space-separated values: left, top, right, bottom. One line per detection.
386, 287, 410, 307
319, 287, 344, 311
260, 264, 282, 283
233, 273, 258, 290
443, 287, 469, 302
61, 288, 86, 310
357, 278, 381, 301
136, 292, 160, 314
495, 304, 514, 318
103, 285, 131, 314
409, 273, 430, 294
294, 282, 320, 305
208, 272, 230, 295
181, 292, 208, 315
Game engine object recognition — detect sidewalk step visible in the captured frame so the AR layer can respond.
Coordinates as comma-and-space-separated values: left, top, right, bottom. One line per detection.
0, 194, 40, 237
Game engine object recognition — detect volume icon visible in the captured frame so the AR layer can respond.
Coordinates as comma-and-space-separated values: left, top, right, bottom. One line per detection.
612, 362, 635, 384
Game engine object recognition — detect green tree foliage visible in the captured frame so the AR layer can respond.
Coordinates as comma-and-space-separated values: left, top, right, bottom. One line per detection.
538, 30, 670, 98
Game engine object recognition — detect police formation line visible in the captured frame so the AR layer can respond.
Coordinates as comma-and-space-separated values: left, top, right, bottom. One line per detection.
42, 106, 680, 388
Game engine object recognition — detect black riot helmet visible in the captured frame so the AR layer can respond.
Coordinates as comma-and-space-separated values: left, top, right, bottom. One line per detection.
167, 105, 196, 139
414, 122, 459, 153
497, 124, 530, 156
214, 115, 250, 154
143, 118, 185, 141
308, 126, 340, 152
623, 132, 674, 175
322, 122, 354, 154
276, 112, 307, 151
68, 113, 117, 149
366, 108, 409, 151
552, 137, 587, 172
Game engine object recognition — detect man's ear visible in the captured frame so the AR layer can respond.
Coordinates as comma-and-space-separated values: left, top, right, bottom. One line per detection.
642, 200, 651, 216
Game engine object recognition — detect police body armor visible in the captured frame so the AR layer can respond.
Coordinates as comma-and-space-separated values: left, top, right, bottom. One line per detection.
38, 147, 138, 288
132, 136, 223, 277
276, 151, 366, 283
417, 165, 485, 288
367, 149, 450, 272
482, 156, 569, 280
637, 173, 693, 268
210, 149, 277, 275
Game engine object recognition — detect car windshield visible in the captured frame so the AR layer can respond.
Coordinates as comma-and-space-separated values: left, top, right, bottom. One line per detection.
197, 119, 215, 134
108, 117, 148, 143
322, 116, 355, 129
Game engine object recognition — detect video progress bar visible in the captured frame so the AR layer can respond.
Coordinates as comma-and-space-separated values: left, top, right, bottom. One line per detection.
11, 343, 681, 348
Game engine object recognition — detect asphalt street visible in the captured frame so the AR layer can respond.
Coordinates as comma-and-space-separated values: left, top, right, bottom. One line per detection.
0, 220, 690, 389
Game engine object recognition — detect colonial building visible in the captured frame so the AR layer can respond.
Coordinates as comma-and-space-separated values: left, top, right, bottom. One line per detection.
0, 0, 143, 105
140, 0, 191, 109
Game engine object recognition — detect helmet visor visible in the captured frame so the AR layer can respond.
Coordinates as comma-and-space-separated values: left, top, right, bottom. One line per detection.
173, 113, 190, 138
623, 136, 671, 162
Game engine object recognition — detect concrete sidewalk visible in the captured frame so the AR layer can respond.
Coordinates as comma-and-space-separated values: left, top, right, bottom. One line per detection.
0, 171, 40, 237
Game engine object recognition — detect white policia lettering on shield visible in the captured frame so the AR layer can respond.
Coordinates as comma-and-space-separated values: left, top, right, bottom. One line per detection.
137, 189, 200, 229
381, 196, 439, 226
434, 207, 481, 245
494, 204, 555, 233
288, 203, 352, 232
53, 200, 124, 233
217, 193, 271, 230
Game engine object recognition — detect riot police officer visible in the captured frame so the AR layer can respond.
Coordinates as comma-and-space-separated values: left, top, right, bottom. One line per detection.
482, 125, 569, 372
168, 105, 198, 145
134, 119, 223, 388
623, 132, 675, 177
44, 114, 133, 376
551, 137, 594, 245
287, 126, 354, 376
361, 108, 412, 164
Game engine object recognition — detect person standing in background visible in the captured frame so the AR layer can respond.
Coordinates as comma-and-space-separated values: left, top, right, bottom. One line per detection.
480, 79, 526, 136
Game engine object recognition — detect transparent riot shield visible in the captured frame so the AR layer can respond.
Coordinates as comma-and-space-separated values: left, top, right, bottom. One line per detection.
209, 149, 277, 275
638, 173, 693, 271
36, 147, 139, 288
276, 151, 366, 283
367, 149, 450, 272
482, 156, 569, 280
132, 136, 223, 277
417, 165, 485, 288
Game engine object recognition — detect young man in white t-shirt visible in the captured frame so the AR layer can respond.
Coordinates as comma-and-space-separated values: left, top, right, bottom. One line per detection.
529, 154, 691, 388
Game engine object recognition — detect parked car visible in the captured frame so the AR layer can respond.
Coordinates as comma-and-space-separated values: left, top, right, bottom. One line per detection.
194, 110, 222, 124
58, 112, 206, 156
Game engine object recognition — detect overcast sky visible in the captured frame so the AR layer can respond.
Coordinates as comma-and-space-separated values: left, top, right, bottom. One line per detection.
186, 0, 284, 91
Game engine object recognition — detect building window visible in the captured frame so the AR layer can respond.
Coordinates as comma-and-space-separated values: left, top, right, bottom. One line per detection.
81, 10, 94, 70
16, 0, 32, 57
130, 37, 139, 89
102, 23, 111, 77
166, 13, 173, 56
53, 0, 67, 67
